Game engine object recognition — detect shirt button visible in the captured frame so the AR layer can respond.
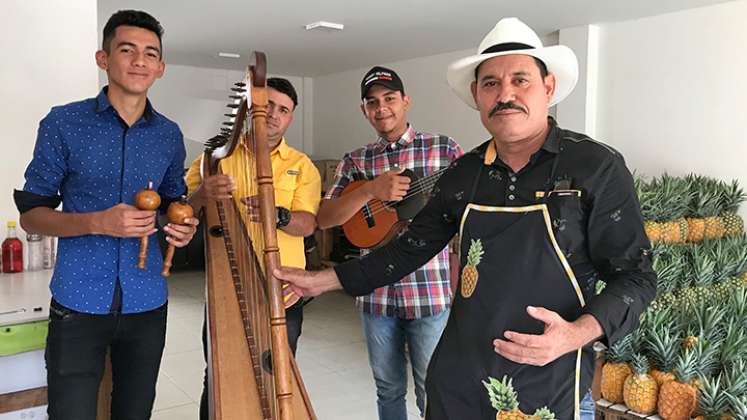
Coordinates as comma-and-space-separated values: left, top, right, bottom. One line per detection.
510, 176, 517, 182
508, 194, 515, 200
508, 185, 516, 191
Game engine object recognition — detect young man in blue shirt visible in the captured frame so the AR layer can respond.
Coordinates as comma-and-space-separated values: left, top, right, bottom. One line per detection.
15, 10, 198, 420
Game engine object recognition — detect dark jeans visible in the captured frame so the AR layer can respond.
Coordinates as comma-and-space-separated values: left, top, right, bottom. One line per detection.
45, 299, 168, 420
199, 300, 303, 420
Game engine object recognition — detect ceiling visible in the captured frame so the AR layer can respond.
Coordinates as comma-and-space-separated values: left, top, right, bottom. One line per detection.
98, 0, 734, 77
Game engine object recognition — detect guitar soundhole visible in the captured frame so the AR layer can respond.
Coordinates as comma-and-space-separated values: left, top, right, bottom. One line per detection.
209, 225, 224, 237
262, 350, 273, 374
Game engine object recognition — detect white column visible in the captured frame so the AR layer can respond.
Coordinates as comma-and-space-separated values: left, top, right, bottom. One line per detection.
556, 24, 599, 138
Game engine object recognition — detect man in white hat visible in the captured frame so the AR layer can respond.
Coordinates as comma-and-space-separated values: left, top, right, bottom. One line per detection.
275, 17, 656, 420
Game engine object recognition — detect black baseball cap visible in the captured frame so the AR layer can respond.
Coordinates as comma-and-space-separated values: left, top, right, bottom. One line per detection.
360, 66, 405, 99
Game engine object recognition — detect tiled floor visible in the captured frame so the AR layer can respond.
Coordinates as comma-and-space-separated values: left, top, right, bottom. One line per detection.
152, 270, 422, 420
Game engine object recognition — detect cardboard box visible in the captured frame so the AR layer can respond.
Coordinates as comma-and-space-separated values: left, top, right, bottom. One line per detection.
312, 159, 341, 195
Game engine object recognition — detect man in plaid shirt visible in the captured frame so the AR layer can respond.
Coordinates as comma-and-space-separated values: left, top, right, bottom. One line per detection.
317, 66, 462, 420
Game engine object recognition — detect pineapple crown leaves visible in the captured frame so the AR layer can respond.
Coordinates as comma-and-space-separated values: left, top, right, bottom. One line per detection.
466, 239, 484, 266
644, 326, 681, 372
687, 245, 717, 286
629, 353, 651, 375
692, 338, 722, 379
647, 174, 691, 221
698, 374, 729, 419
606, 333, 634, 364
673, 349, 699, 384
724, 360, 747, 398
482, 375, 519, 412
726, 392, 747, 420
719, 179, 746, 213
688, 175, 725, 217
719, 320, 747, 368
532, 406, 557, 420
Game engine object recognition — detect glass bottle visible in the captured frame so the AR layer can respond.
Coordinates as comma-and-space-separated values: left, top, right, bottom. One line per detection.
43, 235, 56, 269
27, 233, 43, 271
2, 221, 23, 273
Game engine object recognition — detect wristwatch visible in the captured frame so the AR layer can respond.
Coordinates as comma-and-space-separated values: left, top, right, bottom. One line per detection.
276, 206, 291, 228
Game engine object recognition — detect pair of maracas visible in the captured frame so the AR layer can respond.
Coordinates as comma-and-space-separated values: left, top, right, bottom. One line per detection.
134, 182, 194, 277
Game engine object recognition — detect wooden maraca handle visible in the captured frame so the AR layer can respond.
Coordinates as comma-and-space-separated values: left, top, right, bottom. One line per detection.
138, 237, 149, 269
135, 181, 161, 269
161, 196, 194, 277
161, 245, 176, 277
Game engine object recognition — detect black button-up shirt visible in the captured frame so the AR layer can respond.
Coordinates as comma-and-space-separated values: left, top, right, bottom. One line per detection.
336, 119, 657, 345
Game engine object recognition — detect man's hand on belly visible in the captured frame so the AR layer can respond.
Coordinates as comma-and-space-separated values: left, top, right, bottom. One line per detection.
492, 307, 603, 366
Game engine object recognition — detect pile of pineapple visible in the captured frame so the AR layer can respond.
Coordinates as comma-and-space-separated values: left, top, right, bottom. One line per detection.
483, 375, 558, 420
598, 174, 747, 419
637, 174, 746, 244
600, 290, 747, 419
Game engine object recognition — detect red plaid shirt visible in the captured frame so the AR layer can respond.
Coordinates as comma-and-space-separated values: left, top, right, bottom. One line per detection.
326, 125, 462, 318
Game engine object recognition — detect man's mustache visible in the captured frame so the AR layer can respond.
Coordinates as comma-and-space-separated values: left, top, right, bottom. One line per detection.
489, 102, 527, 117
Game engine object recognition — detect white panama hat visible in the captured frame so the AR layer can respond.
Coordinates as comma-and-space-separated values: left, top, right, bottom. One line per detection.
447, 17, 579, 109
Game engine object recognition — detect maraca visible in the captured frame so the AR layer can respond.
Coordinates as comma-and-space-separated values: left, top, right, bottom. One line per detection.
161, 196, 194, 277
134, 181, 161, 269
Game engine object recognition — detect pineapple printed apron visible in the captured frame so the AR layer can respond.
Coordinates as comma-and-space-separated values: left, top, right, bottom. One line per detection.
424, 148, 594, 420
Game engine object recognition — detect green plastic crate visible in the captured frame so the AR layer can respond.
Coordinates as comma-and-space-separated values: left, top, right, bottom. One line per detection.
0, 321, 48, 356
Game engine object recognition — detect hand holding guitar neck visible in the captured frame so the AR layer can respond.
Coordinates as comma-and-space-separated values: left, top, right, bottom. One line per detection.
341, 167, 448, 248
363, 168, 411, 201
161, 196, 195, 277
134, 181, 161, 269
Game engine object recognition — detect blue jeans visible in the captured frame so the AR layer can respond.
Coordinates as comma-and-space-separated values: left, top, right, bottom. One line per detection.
361, 309, 450, 420
579, 389, 595, 420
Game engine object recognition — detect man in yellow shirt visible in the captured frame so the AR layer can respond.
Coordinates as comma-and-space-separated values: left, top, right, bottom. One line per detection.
185, 78, 321, 420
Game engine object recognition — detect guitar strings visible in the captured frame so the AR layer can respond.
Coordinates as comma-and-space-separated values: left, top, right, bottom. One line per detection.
363, 170, 447, 217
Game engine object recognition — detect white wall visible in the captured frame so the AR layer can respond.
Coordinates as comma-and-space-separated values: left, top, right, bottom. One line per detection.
101, 65, 312, 164
313, 34, 558, 159
0, 1, 99, 227
313, 48, 483, 159
595, 0, 747, 218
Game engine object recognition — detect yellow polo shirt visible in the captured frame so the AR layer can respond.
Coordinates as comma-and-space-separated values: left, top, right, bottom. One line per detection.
185, 138, 321, 271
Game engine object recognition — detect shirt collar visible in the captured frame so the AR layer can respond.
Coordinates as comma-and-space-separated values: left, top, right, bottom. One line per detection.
95, 86, 158, 125
272, 137, 291, 160
375, 124, 416, 152
483, 117, 560, 165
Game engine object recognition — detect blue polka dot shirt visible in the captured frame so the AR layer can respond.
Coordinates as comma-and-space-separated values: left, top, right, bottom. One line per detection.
22, 87, 187, 314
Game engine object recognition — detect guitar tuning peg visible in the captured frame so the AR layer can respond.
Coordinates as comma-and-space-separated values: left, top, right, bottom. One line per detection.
224, 113, 235, 117
229, 95, 242, 100
234, 82, 246, 87
222, 121, 234, 127
230, 87, 246, 93
226, 103, 240, 109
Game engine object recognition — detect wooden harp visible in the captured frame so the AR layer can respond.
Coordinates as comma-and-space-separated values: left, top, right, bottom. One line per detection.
201, 51, 316, 420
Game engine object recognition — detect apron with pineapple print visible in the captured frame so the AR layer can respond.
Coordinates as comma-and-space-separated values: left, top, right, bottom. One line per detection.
424, 146, 594, 420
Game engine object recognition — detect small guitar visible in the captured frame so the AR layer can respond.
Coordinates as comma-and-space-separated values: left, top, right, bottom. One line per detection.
341, 168, 447, 248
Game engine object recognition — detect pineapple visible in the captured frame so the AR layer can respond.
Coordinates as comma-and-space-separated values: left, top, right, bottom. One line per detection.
653, 175, 691, 244
696, 375, 729, 420
686, 174, 715, 243
645, 325, 680, 386
686, 176, 727, 241
623, 354, 659, 414
658, 351, 699, 420
601, 333, 634, 403
676, 246, 717, 307
719, 179, 746, 237
483, 375, 530, 420
531, 407, 556, 420
461, 239, 484, 298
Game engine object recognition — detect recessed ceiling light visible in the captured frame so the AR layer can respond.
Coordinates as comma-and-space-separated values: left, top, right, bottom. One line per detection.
305, 21, 344, 31
218, 52, 241, 59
